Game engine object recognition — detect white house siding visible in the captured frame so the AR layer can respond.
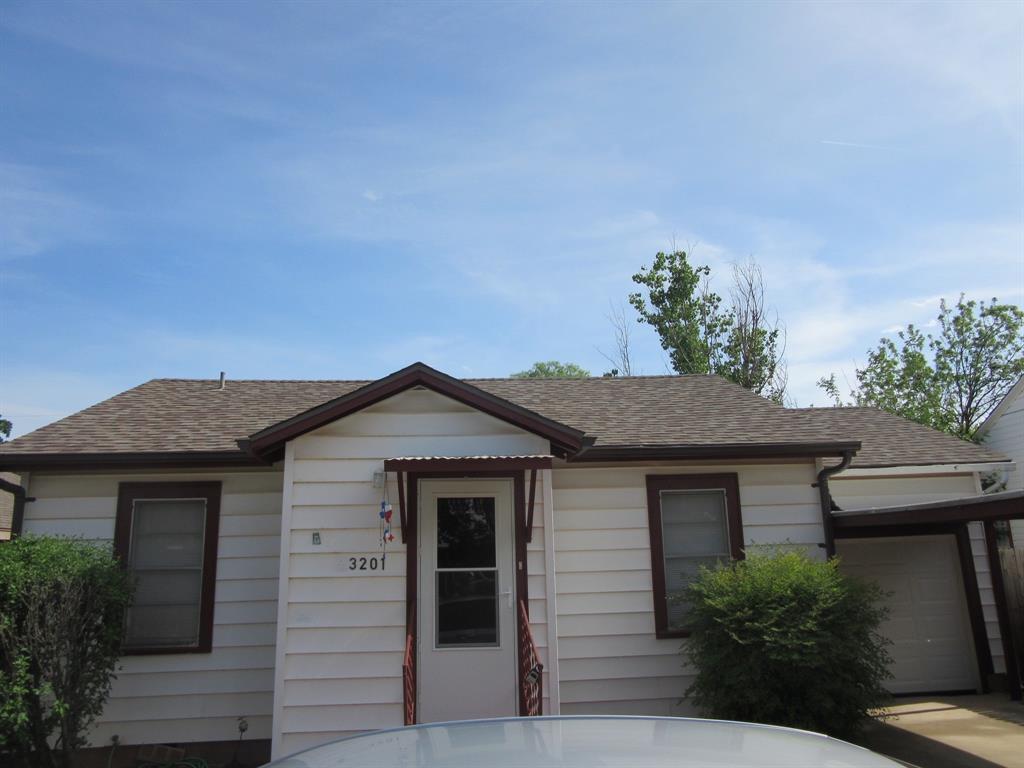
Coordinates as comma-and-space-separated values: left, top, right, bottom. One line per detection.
982, 385, 1024, 544
273, 389, 551, 759
551, 461, 822, 718
829, 472, 1006, 676
19, 469, 284, 746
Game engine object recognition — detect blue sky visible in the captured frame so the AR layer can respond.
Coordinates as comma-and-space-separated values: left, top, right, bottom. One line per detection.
2, 1, 1022, 437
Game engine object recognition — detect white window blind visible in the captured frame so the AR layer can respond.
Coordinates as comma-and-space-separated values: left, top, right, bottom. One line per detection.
660, 489, 730, 629
125, 499, 207, 648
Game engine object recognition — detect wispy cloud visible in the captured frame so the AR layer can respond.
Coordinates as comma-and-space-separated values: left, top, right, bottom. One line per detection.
0, 163, 104, 258
820, 140, 894, 151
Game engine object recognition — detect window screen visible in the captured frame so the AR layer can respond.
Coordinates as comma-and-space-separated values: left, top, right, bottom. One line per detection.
659, 489, 730, 629
125, 499, 207, 649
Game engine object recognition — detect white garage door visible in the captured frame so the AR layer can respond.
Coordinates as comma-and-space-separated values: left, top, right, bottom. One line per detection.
836, 535, 980, 694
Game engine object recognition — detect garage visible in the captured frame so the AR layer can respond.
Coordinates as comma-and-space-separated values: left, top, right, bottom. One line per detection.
830, 490, 1024, 700
836, 535, 979, 694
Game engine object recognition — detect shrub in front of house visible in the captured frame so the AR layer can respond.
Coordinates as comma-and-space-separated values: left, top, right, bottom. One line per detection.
0, 536, 133, 768
682, 549, 891, 740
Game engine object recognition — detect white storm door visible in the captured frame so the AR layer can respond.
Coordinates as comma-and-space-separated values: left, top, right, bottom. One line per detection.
418, 479, 517, 723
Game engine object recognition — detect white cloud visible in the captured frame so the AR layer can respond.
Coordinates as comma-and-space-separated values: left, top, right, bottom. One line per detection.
0, 163, 104, 258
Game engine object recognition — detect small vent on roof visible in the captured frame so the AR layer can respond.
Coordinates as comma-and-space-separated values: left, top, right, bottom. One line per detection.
219, 372, 226, 390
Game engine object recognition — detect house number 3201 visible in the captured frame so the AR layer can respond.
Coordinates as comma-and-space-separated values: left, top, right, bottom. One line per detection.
348, 556, 383, 571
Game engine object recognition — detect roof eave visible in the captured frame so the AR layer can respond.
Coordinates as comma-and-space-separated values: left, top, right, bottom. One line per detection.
0, 450, 267, 472
568, 441, 862, 463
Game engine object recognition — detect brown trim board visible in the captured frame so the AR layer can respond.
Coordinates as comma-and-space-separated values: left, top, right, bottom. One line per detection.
573, 442, 860, 463
114, 481, 222, 655
0, 451, 265, 472
834, 523, 995, 691
406, 470, 530, 721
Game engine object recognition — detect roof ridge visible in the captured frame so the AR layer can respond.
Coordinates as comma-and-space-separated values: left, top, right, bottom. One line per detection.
147, 378, 373, 384
144, 374, 720, 384
789, 405, 879, 412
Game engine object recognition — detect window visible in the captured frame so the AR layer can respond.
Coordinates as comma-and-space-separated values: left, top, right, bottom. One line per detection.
114, 482, 221, 653
645, 474, 744, 638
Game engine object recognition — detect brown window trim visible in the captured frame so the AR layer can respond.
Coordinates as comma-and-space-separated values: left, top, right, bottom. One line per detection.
645, 473, 744, 639
114, 481, 222, 655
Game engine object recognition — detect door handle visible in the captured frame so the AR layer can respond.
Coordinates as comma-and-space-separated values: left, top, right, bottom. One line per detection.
500, 589, 513, 609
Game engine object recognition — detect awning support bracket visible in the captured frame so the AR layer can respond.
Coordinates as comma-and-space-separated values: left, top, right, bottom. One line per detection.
396, 470, 408, 543
525, 468, 537, 543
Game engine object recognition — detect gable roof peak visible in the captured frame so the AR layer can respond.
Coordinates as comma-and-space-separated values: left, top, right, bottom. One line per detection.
244, 362, 587, 461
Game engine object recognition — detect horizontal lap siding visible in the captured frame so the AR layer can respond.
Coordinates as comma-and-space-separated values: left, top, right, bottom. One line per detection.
275, 389, 551, 757
830, 473, 1006, 675
981, 391, 1024, 544
21, 470, 284, 746
552, 462, 820, 716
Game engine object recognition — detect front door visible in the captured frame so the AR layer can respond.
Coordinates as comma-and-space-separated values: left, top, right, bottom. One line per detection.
418, 479, 517, 722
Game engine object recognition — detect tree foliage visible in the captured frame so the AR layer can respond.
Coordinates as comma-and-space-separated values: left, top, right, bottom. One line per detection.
0, 414, 10, 443
510, 361, 590, 378
0, 536, 133, 768
818, 296, 1024, 440
629, 251, 786, 401
683, 550, 891, 740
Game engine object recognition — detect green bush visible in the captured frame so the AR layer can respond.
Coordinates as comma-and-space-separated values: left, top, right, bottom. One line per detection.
683, 549, 891, 740
0, 536, 133, 768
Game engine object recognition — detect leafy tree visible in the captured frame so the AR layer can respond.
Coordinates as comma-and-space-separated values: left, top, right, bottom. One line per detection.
683, 549, 891, 740
629, 251, 786, 401
0, 536, 133, 768
0, 415, 10, 443
818, 296, 1024, 440
511, 361, 590, 378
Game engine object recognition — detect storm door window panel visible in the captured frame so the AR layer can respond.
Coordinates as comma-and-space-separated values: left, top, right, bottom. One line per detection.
660, 490, 731, 629
435, 497, 499, 647
125, 499, 207, 649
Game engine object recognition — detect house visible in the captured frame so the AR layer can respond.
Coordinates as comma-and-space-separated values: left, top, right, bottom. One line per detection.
978, 376, 1024, 545
1, 362, 1021, 763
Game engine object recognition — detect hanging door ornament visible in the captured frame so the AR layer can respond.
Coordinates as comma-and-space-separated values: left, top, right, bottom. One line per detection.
379, 482, 394, 571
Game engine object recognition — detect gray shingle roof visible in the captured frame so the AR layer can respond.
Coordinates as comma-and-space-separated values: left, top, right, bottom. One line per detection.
0, 375, 1006, 468
794, 407, 1007, 468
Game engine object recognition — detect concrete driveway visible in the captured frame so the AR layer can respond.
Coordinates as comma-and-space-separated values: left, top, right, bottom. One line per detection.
858, 695, 1024, 768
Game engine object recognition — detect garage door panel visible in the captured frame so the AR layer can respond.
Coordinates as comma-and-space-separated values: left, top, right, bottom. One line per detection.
836, 535, 979, 695
916, 576, 958, 603
886, 618, 919, 643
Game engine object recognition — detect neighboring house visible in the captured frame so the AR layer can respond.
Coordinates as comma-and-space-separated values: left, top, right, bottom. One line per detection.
0, 472, 16, 539
978, 376, 1024, 545
0, 362, 1020, 763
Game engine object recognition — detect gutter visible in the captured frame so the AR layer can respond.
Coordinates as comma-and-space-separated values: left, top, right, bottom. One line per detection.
0, 477, 32, 539
569, 441, 862, 463
815, 449, 855, 557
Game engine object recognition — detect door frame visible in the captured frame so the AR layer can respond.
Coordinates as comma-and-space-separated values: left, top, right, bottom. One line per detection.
405, 470, 530, 720
834, 522, 993, 693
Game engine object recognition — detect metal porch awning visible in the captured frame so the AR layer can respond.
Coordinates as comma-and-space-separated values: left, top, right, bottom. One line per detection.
382, 455, 553, 544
